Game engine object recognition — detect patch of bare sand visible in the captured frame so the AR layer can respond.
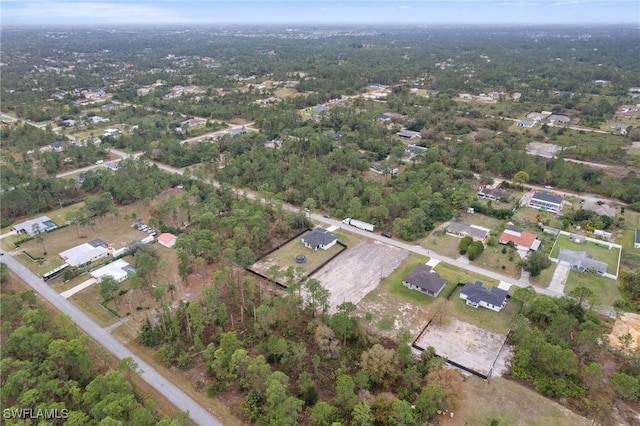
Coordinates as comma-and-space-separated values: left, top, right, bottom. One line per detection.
415, 318, 508, 377
312, 240, 409, 312
609, 312, 640, 349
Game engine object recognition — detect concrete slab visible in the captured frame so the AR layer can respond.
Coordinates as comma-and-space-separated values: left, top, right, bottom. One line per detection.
61, 278, 97, 299
326, 225, 339, 232
498, 281, 513, 291
426, 258, 441, 268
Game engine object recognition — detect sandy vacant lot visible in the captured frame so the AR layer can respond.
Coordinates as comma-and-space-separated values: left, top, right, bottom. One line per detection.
415, 317, 511, 377
610, 312, 640, 349
311, 240, 409, 311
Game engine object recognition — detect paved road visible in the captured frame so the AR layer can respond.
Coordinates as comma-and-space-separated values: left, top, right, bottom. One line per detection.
0, 253, 222, 426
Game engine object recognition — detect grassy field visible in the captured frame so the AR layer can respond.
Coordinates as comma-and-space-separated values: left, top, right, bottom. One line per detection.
15, 214, 149, 276
473, 245, 522, 279
442, 376, 591, 426
564, 270, 621, 308
423, 230, 462, 258
550, 233, 621, 275
514, 206, 564, 229
69, 283, 120, 327
252, 233, 343, 277
433, 262, 499, 288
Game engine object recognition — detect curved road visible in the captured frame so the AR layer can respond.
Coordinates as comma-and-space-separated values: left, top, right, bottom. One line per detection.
1, 253, 222, 426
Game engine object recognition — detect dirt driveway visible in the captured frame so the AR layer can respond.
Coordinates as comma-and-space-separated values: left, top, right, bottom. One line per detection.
415, 317, 511, 377
311, 240, 408, 311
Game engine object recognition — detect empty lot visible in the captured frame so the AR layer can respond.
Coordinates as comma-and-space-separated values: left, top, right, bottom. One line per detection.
415, 317, 511, 377
311, 240, 409, 311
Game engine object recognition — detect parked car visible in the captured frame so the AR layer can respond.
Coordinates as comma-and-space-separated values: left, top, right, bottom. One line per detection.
382, 232, 392, 238
323, 214, 331, 218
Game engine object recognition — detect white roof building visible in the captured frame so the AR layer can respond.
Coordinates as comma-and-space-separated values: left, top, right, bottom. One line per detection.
13, 216, 57, 236
59, 241, 109, 267
90, 259, 136, 283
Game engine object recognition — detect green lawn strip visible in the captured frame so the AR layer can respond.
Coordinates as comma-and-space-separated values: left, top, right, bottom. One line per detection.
550, 233, 620, 274
433, 262, 499, 287
331, 229, 366, 247
564, 270, 620, 308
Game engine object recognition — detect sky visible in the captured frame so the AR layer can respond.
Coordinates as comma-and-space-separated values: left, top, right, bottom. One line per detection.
1, 0, 639, 26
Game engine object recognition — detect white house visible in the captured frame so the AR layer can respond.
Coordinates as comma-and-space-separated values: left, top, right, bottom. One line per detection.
59, 240, 109, 267
528, 191, 563, 213
459, 281, 508, 312
90, 259, 136, 283
301, 228, 337, 250
635, 229, 640, 249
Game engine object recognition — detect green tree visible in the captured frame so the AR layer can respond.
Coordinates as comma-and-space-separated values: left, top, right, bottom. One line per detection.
310, 401, 337, 426
389, 399, 417, 426
99, 276, 121, 309
466, 240, 484, 261
414, 383, 447, 421
334, 374, 357, 413
512, 170, 530, 184
351, 401, 374, 426
521, 251, 552, 277
458, 236, 473, 255
32, 223, 47, 255
360, 344, 400, 388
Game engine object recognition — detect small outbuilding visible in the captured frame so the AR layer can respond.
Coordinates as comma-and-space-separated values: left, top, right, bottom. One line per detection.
158, 233, 178, 248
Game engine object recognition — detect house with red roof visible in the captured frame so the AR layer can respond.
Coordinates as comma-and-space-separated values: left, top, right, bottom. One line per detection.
499, 226, 541, 252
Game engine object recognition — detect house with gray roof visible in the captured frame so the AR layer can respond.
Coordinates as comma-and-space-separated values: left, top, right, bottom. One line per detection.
312, 105, 327, 114
558, 249, 607, 275
13, 216, 58, 236
460, 281, 508, 312
528, 191, 563, 213
446, 222, 490, 242
301, 228, 337, 251
402, 264, 447, 297
634, 229, 640, 249
396, 129, 421, 139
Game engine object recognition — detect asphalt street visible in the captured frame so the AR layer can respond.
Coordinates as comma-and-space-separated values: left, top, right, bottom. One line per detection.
1, 253, 222, 426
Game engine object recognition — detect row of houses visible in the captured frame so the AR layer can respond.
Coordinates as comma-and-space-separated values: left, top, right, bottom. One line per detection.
401, 263, 508, 312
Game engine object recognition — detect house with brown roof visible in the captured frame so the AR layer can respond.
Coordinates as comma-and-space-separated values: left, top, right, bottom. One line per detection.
499, 226, 541, 251
402, 264, 447, 297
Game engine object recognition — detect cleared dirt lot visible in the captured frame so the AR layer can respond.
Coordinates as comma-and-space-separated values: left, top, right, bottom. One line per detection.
311, 240, 409, 311
415, 317, 511, 377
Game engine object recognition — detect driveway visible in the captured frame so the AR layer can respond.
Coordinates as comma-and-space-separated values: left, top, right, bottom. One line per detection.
548, 261, 571, 294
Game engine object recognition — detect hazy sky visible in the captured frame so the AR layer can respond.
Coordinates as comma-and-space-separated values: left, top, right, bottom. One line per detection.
2, 0, 639, 26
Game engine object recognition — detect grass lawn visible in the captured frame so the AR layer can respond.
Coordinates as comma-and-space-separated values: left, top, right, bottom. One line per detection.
363, 252, 435, 306
15, 213, 152, 277
473, 245, 521, 279
564, 270, 621, 308
252, 235, 343, 277
331, 229, 366, 248
550, 233, 621, 275
69, 283, 120, 327
433, 262, 499, 287
445, 288, 519, 334
423, 231, 462, 259
513, 206, 564, 229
